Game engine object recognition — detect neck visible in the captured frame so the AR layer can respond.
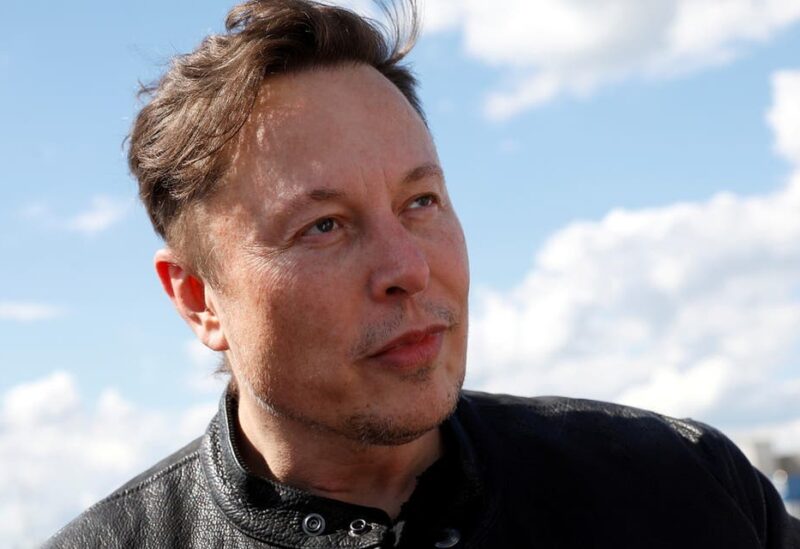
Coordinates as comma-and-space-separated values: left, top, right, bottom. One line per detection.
234, 387, 443, 519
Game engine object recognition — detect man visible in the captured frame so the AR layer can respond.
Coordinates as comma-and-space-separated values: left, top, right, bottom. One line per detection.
47, 0, 800, 547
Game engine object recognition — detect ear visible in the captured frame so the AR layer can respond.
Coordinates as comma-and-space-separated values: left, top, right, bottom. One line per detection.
154, 248, 229, 352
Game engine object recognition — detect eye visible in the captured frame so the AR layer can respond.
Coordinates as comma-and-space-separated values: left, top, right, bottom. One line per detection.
407, 194, 437, 209
304, 217, 340, 236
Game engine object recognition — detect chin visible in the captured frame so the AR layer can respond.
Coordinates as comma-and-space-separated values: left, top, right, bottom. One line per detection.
343, 396, 459, 447
343, 375, 464, 447
240, 353, 465, 446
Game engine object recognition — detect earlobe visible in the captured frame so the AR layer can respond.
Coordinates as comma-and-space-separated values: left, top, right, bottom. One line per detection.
154, 249, 229, 352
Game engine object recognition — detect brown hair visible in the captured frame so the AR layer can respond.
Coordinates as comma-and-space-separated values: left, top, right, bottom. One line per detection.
128, 0, 422, 278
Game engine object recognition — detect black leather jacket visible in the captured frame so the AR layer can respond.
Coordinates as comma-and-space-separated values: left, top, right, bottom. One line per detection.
47, 391, 800, 548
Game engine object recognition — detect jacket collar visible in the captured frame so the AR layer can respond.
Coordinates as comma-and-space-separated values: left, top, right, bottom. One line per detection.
200, 390, 486, 547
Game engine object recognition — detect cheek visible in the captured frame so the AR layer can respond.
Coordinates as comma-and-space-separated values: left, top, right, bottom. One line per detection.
216, 259, 297, 354
255, 261, 357, 358
262, 282, 360, 403
431, 220, 470, 292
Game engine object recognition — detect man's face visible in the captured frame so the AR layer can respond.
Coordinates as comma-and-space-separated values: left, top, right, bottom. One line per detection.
202, 65, 469, 445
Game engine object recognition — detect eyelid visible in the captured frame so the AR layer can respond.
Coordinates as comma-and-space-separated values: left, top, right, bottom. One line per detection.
300, 216, 342, 238
406, 192, 440, 210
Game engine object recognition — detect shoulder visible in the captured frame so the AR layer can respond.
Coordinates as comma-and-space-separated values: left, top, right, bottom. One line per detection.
457, 390, 754, 479
457, 391, 800, 547
44, 437, 204, 548
459, 390, 719, 450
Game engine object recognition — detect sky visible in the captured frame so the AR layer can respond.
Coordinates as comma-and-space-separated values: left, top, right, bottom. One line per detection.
2, 0, 800, 545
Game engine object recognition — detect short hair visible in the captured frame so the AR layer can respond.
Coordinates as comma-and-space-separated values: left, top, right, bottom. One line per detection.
128, 0, 422, 278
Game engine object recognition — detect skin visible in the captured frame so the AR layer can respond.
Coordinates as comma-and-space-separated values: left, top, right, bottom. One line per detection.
155, 64, 470, 517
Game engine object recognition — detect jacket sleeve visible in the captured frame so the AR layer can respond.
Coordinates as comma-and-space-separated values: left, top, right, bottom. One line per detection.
692, 421, 800, 549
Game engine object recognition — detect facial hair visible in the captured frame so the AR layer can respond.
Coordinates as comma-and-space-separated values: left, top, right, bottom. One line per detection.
237, 299, 465, 447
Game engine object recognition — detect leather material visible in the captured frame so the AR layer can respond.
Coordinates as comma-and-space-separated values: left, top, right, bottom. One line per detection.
45, 391, 800, 548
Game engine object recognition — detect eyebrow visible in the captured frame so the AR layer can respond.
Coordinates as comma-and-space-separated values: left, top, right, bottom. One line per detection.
304, 163, 444, 202
401, 163, 444, 186
307, 188, 344, 201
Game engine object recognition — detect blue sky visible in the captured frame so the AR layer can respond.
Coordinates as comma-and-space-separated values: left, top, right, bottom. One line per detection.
2, 0, 800, 544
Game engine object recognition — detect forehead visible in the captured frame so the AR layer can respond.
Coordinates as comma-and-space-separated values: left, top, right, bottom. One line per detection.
225, 64, 436, 194
195, 64, 440, 250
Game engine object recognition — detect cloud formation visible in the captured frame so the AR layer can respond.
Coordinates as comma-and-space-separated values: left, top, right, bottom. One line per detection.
466, 70, 800, 439
0, 302, 63, 322
418, 0, 800, 118
768, 70, 800, 164
0, 372, 215, 547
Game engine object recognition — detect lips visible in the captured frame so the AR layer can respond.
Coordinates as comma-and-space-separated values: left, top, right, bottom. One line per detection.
367, 325, 447, 369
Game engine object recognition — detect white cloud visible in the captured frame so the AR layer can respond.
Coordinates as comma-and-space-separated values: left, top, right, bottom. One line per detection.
466, 69, 800, 443
66, 196, 130, 235
0, 372, 216, 548
768, 70, 800, 164
0, 302, 63, 322
416, 0, 800, 118
733, 416, 800, 458
420, 0, 464, 33
2, 373, 79, 426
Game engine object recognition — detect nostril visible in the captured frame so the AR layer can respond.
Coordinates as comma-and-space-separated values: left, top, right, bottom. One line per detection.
385, 286, 404, 296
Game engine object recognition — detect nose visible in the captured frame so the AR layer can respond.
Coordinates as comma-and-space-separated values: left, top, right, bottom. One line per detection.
368, 221, 430, 300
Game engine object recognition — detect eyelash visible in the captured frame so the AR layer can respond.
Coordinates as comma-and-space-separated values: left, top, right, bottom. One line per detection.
304, 217, 340, 236
300, 193, 440, 239
409, 194, 437, 209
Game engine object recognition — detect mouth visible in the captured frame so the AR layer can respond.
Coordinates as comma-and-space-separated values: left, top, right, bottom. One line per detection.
366, 324, 448, 370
